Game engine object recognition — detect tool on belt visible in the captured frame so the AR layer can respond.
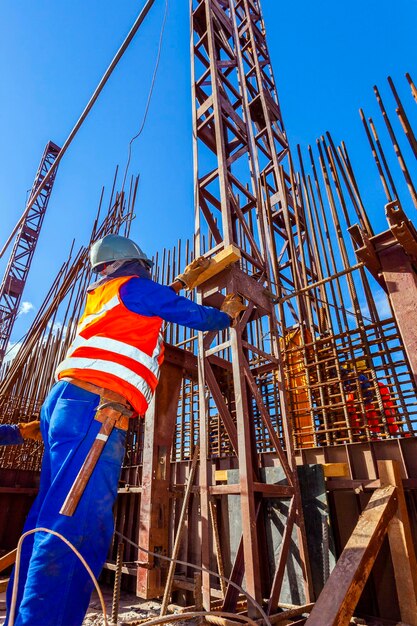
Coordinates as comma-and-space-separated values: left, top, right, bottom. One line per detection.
60, 386, 136, 517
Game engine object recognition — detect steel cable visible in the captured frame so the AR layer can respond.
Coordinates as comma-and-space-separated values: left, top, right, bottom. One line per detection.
8, 527, 270, 626
114, 530, 272, 625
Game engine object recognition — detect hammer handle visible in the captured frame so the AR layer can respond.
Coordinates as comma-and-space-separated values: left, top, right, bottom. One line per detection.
60, 414, 116, 517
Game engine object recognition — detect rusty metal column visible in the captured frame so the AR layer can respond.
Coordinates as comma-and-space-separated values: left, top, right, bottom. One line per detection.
379, 244, 417, 387
136, 362, 183, 598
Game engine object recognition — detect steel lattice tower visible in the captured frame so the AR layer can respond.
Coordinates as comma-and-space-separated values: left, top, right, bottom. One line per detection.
0, 141, 60, 366
191, 0, 312, 615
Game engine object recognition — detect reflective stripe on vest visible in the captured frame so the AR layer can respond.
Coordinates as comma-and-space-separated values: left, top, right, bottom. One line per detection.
56, 357, 153, 403
66, 334, 160, 377
78, 295, 120, 333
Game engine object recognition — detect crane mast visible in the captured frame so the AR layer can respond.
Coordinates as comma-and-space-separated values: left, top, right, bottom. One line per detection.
0, 141, 60, 367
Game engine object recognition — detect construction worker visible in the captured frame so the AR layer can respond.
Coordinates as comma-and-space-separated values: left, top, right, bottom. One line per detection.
341, 360, 399, 437
6, 234, 244, 626
0, 421, 41, 445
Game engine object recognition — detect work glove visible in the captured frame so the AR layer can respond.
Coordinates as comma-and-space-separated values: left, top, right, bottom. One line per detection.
221, 293, 247, 326
175, 256, 211, 290
18, 420, 42, 442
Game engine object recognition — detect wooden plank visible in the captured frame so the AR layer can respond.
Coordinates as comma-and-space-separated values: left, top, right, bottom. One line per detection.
102, 562, 137, 575
0, 578, 9, 593
378, 460, 417, 626
205, 616, 244, 626
191, 245, 241, 288
172, 577, 223, 599
0, 548, 16, 573
257, 604, 314, 624
209, 483, 293, 497
215, 470, 228, 482
305, 484, 397, 626
322, 463, 349, 478
164, 344, 198, 380
136, 363, 183, 598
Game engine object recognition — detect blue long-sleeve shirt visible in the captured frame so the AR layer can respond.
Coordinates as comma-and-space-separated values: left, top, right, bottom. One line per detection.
0, 424, 24, 445
119, 277, 230, 331
96, 259, 230, 331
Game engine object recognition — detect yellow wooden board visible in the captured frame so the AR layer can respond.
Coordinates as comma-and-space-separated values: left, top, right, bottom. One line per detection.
214, 470, 228, 482
192, 245, 241, 288
322, 463, 349, 478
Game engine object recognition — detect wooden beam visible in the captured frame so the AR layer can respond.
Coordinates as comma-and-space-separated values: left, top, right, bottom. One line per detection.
209, 483, 293, 497
0, 548, 16, 574
256, 604, 314, 624
378, 460, 417, 626
305, 484, 397, 626
102, 562, 137, 576
160, 444, 200, 615
172, 577, 223, 599
205, 616, 246, 626
191, 245, 241, 288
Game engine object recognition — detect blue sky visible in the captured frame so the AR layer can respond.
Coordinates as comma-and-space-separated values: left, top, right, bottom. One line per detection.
0, 0, 416, 348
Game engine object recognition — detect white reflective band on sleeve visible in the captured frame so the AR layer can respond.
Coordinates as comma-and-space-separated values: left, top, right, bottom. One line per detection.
78, 295, 120, 332
67, 335, 159, 377
96, 434, 109, 442
56, 357, 153, 403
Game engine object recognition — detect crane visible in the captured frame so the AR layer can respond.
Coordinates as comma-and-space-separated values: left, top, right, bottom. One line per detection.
0, 141, 60, 367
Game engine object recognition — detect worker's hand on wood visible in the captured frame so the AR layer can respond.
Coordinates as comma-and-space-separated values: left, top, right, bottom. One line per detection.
175, 256, 211, 290
221, 293, 247, 326
18, 420, 42, 441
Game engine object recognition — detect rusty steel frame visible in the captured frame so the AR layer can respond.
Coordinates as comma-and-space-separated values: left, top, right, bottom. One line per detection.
115, 17, 417, 626
120, 70, 417, 616
190, 0, 312, 616
0, 3, 416, 623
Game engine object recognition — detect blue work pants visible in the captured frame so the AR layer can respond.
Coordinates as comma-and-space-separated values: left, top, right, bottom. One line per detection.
5, 380, 127, 626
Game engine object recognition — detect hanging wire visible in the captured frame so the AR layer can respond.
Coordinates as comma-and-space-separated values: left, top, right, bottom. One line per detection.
0, 0, 158, 260
120, 0, 169, 194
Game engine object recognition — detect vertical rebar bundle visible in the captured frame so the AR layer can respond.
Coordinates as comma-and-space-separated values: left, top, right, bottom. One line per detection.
0, 171, 139, 472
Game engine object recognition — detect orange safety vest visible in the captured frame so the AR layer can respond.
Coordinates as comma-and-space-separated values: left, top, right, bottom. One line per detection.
56, 275, 164, 415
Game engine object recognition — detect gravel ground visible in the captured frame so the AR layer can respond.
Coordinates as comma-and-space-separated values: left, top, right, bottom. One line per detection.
82, 587, 183, 625
1, 586, 194, 626
82, 586, 197, 626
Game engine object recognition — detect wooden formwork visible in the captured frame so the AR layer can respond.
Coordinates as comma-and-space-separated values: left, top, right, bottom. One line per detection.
105, 436, 417, 624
